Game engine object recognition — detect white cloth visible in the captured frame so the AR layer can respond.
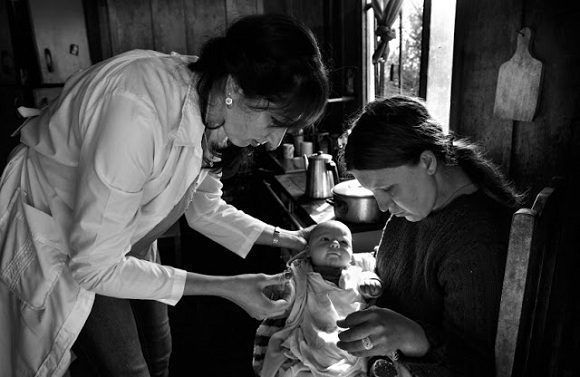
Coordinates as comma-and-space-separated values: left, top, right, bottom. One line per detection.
0, 49, 268, 377
261, 254, 378, 377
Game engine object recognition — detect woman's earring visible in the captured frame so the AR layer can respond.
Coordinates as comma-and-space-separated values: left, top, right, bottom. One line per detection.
225, 97, 233, 108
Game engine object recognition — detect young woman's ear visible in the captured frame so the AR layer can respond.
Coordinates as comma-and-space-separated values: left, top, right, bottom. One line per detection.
419, 150, 438, 175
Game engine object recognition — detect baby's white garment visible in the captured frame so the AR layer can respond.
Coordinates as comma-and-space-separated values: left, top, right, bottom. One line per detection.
261, 259, 371, 377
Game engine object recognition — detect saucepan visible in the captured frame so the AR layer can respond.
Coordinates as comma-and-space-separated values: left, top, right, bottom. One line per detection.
327, 179, 384, 224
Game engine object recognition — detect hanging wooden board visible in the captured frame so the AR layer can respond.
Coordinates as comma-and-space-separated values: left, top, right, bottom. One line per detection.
493, 27, 543, 121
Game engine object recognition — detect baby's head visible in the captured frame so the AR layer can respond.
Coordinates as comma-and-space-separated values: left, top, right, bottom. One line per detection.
307, 220, 353, 269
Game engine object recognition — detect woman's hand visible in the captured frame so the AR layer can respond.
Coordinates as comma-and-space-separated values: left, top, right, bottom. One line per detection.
279, 224, 316, 250
221, 272, 294, 320
336, 306, 429, 358
257, 225, 315, 251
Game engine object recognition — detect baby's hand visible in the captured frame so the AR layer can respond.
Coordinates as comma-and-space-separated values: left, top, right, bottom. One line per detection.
359, 278, 383, 299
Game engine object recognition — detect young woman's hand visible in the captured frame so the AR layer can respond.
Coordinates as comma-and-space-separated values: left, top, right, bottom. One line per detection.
336, 306, 429, 358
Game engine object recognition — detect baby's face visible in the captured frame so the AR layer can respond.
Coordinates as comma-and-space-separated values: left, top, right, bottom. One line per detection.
308, 221, 353, 268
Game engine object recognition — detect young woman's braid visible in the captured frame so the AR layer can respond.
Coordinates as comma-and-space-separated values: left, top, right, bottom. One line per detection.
451, 139, 524, 208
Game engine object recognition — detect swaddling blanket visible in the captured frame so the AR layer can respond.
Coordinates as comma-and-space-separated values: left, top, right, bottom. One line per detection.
260, 259, 369, 377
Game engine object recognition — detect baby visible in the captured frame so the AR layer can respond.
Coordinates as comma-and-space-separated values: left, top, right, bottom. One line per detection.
254, 220, 383, 377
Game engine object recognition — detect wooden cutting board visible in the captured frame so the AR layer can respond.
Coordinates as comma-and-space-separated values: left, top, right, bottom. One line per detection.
493, 27, 543, 121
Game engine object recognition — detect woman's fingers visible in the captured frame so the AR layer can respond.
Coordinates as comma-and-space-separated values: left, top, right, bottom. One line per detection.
284, 224, 316, 250
336, 306, 390, 356
259, 272, 293, 293
337, 321, 375, 343
223, 273, 294, 320
259, 272, 294, 311
265, 297, 291, 318
337, 305, 377, 328
336, 321, 377, 355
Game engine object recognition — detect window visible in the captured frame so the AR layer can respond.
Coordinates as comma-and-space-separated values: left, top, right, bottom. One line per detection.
363, 0, 456, 131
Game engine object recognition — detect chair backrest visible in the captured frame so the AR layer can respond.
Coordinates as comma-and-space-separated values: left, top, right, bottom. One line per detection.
495, 179, 563, 377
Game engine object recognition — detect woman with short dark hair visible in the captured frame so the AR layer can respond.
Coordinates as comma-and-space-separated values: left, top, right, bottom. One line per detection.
0, 14, 328, 377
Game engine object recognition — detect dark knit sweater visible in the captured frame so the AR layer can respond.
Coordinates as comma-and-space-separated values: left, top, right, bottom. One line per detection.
375, 190, 512, 377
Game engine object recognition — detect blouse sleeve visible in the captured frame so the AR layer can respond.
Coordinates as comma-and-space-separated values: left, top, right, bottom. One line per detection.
68, 92, 186, 305
184, 172, 268, 258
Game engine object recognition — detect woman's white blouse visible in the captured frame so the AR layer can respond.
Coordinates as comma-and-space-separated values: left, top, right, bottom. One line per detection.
19, 50, 268, 305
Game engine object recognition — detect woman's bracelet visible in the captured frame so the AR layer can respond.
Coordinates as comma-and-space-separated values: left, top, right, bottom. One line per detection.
272, 226, 281, 247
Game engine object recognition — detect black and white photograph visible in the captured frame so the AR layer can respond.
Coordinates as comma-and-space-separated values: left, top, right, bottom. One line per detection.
0, 0, 578, 376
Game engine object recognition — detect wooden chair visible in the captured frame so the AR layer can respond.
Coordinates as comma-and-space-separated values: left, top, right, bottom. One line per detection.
495, 179, 564, 377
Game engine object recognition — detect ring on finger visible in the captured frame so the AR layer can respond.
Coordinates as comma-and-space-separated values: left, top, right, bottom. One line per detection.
361, 336, 373, 350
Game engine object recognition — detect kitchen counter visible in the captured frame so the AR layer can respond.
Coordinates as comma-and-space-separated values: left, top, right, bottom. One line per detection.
264, 171, 384, 253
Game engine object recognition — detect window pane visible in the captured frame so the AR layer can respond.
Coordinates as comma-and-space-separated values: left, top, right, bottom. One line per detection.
378, 0, 423, 98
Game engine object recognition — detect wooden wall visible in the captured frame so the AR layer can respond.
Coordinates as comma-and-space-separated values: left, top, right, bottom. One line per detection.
451, 0, 580, 197
451, 0, 580, 375
84, 0, 336, 64
84, 0, 361, 137
86, 0, 263, 60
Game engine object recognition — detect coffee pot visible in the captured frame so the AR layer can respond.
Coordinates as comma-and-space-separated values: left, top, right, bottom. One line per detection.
303, 151, 339, 199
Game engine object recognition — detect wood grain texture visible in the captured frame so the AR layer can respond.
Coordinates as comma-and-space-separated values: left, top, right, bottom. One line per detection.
450, 0, 519, 173
509, 4, 580, 194
262, 0, 290, 15
453, 2, 580, 376
184, 0, 227, 55
107, 0, 154, 55
226, 0, 258, 25
291, 0, 324, 46
27, 0, 92, 83
0, 0, 17, 84
151, 0, 187, 54
496, 208, 535, 377
496, 184, 562, 377
493, 28, 543, 122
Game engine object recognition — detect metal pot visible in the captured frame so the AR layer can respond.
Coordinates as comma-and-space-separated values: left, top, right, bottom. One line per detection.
329, 179, 383, 224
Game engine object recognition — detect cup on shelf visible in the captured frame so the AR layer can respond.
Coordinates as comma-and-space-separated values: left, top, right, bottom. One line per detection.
281, 143, 294, 159
292, 130, 304, 157
300, 141, 313, 156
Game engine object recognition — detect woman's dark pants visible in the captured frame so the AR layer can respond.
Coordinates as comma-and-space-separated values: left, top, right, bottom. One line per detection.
70, 294, 172, 377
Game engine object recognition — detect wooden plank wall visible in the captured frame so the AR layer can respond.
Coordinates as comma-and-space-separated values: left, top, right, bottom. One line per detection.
451, 0, 580, 197
98, 0, 263, 58
451, 0, 580, 376
451, 0, 520, 174
85, 0, 359, 136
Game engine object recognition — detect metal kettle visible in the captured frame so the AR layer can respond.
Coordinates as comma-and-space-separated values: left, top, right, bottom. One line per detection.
303, 151, 339, 199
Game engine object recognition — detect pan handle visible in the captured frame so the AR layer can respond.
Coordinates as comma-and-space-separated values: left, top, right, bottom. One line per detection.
327, 161, 339, 186
44, 48, 54, 73
329, 195, 348, 216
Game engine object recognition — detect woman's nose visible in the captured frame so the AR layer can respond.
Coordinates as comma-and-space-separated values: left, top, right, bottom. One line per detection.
374, 192, 393, 212
265, 128, 288, 150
